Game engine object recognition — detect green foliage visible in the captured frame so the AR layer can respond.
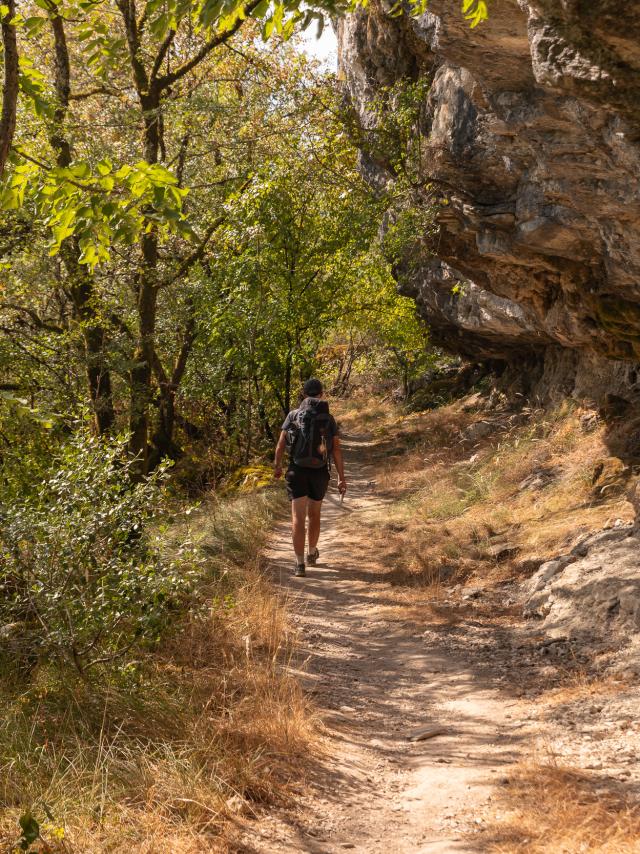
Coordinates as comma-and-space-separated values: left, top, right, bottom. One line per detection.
381, 204, 437, 268
2, 0, 488, 265
451, 280, 470, 297
2, 155, 193, 270
16, 807, 65, 852
17, 811, 40, 851
183, 85, 394, 443
0, 433, 198, 677
364, 77, 431, 181
352, 77, 439, 278
462, 0, 488, 28
321, 257, 436, 396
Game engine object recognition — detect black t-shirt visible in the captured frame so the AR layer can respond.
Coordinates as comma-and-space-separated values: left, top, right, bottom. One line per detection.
281, 408, 339, 461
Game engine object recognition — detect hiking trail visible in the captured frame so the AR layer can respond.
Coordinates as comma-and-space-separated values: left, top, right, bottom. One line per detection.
235, 430, 539, 853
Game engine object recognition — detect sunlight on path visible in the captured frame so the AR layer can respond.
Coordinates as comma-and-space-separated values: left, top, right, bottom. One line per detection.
236, 433, 532, 853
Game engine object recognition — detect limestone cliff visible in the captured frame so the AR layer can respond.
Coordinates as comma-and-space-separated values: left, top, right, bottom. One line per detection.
339, 0, 640, 405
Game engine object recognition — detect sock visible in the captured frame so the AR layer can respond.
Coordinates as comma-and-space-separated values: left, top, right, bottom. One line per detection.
307, 545, 317, 556
295, 553, 305, 566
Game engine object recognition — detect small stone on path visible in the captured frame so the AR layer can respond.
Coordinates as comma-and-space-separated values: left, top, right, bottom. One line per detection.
408, 725, 448, 742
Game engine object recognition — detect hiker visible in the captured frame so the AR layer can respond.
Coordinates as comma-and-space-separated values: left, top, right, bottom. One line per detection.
273, 378, 347, 577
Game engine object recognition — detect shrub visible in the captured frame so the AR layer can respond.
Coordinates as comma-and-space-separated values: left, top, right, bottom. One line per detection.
0, 433, 196, 677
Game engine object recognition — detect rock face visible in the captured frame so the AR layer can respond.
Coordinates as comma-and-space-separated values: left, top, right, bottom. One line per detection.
338, 0, 640, 405
524, 526, 640, 673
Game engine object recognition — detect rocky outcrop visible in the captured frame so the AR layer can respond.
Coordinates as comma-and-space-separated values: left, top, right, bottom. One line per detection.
338, 0, 640, 406
524, 525, 640, 674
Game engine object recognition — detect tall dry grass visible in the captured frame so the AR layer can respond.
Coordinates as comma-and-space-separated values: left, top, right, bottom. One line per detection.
0, 491, 316, 853
347, 398, 634, 592
485, 760, 640, 853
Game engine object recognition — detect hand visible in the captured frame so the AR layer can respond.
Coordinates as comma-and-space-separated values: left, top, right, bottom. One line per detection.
274, 465, 283, 480
338, 478, 347, 495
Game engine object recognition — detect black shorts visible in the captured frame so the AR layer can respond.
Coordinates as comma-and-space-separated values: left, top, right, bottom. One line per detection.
285, 464, 330, 501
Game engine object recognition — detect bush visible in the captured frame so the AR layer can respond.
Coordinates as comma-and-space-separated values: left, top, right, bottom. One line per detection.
0, 433, 196, 677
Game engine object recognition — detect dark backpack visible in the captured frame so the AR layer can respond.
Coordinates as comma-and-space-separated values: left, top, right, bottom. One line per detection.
288, 398, 333, 469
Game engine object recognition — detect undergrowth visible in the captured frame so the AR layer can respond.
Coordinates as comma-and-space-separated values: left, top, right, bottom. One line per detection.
0, 489, 314, 853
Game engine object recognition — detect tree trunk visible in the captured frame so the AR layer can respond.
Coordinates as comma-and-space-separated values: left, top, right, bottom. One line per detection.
254, 375, 274, 442
128, 84, 162, 474
242, 376, 253, 464
0, 0, 18, 177
50, 11, 115, 435
63, 256, 116, 434
128, 274, 157, 474
150, 301, 197, 467
116, 0, 164, 474
284, 348, 292, 415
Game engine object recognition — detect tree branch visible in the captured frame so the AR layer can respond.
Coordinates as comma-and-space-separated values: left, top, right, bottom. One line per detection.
0, 301, 64, 333
160, 215, 225, 290
171, 297, 196, 388
161, 176, 252, 289
150, 28, 176, 82
116, 0, 150, 97
69, 86, 121, 101
155, 0, 263, 92
151, 346, 169, 386
48, 4, 72, 167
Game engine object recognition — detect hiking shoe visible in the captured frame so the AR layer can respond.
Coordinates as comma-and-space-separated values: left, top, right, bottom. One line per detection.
306, 548, 319, 566
294, 563, 306, 577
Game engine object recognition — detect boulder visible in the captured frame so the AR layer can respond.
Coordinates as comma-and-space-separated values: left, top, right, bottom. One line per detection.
523, 527, 640, 646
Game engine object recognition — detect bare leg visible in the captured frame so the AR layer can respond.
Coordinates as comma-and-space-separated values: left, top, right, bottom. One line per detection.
307, 499, 322, 553
291, 496, 308, 558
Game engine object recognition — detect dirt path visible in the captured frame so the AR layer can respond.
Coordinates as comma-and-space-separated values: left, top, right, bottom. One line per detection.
236, 434, 536, 853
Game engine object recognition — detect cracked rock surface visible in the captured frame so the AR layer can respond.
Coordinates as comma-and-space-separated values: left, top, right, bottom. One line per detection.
338, 0, 640, 405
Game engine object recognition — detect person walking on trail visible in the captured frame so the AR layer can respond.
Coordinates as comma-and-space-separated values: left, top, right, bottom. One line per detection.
273, 377, 347, 577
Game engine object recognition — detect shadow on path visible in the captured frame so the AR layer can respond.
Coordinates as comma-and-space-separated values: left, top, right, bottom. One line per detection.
235, 433, 544, 853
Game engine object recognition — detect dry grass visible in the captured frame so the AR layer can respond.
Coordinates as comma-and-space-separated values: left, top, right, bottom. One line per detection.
340, 396, 635, 593
484, 759, 640, 853
541, 672, 632, 708
0, 491, 316, 853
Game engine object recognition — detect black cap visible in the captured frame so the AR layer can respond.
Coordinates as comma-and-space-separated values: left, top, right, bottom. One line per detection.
303, 377, 323, 397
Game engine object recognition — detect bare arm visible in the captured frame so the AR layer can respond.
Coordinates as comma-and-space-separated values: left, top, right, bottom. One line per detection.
274, 430, 287, 478
332, 436, 347, 494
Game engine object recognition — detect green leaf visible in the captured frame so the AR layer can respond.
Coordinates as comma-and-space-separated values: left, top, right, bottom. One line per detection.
199, 0, 222, 27
78, 242, 99, 267
19, 812, 40, 849
97, 158, 113, 176
462, 0, 488, 27
0, 187, 19, 210
281, 14, 298, 39
252, 0, 269, 18
23, 15, 46, 35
